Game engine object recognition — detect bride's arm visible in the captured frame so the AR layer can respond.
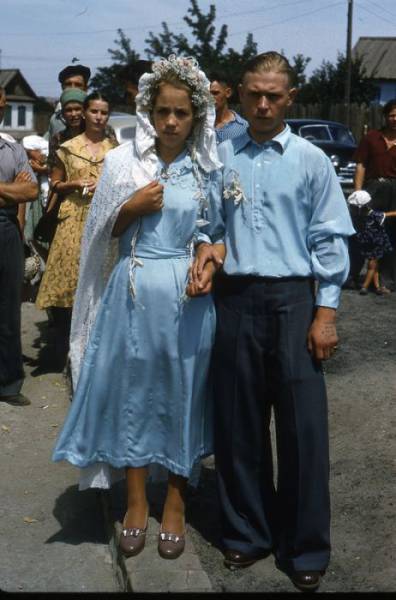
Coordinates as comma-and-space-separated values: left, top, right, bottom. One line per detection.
112, 181, 164, 237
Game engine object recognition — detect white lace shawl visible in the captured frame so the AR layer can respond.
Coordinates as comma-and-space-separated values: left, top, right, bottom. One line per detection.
69, 141, 144, 387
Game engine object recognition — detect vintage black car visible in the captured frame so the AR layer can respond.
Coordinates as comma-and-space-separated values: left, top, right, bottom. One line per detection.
286, 118, 357, 196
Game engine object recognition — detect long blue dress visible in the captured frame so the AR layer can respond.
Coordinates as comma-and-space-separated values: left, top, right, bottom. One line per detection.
52, 151, 216, 479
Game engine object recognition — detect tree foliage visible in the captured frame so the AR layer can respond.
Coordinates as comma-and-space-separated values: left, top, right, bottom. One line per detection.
90, 29, 141, 105
145, 0, 257, 84
90, 2, 377, 109
91, 1, 257, 105
296, 52, 378, 105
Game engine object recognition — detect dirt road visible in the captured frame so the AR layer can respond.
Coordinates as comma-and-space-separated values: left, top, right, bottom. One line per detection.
188, 288, 396, 592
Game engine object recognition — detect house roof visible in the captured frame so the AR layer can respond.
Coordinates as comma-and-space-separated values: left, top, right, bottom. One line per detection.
0, 69, 37, 100
353, 37, 396, 80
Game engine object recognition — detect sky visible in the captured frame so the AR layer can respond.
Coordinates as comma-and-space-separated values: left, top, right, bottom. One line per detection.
0, 0, 395, 99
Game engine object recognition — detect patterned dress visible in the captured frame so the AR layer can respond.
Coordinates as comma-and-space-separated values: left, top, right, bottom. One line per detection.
36, 134, 117, 309
356, 210, 393, 259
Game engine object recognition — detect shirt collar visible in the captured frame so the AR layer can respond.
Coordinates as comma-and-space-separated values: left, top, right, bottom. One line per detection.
230, 110, 246, 125
233, 123, 291, 154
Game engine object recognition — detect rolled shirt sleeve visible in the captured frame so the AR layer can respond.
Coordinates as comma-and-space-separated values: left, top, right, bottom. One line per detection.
306, 151, 355, 308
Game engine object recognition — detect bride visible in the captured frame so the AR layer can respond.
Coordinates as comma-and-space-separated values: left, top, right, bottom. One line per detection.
52, 55, 225, 561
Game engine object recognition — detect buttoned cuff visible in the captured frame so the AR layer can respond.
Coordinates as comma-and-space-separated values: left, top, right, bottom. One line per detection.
315, 282, 341, 309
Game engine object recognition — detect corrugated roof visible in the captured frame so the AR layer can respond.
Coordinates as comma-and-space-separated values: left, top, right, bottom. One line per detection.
353, 37, 396, 80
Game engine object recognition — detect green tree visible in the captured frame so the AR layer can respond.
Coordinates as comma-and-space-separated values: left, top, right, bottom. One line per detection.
145, 0, 257, 85
297, 52, 378, 106
90, 29, 141, 105
291, 53, 311, 87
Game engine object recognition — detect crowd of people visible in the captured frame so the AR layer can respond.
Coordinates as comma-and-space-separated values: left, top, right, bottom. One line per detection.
0, 49, 394, 593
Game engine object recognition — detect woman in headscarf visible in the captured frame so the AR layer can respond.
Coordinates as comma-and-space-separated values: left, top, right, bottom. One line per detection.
52, 56, 225, 560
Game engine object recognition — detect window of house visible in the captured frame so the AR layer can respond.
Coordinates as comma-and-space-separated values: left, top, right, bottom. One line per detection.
17, 105, 26, 127
3, 105, 12, 127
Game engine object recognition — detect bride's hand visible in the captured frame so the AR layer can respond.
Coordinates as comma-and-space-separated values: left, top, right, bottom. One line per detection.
130, 181, 164, 216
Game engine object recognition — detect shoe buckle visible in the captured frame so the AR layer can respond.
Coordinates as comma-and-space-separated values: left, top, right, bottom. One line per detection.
160, 532, 180, 543
122, 527, 144, 537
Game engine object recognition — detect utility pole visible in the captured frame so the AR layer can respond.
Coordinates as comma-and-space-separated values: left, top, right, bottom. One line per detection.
344, 0, 353, 127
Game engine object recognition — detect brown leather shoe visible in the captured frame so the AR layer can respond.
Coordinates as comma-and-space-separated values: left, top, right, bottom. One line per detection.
290, 570, 322, 592
158, 525, 185, 559
0, 393, 31, 406
119, 512, 148, 557
223, 549, 268, 570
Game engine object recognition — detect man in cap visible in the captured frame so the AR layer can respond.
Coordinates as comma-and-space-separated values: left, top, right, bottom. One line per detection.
47, 63, 91, 139
0, 86, 38, 406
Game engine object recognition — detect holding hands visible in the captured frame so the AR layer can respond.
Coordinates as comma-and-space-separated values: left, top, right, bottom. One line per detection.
187, 242, 225, 297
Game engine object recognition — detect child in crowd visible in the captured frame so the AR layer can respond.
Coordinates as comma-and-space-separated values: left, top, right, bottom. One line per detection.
20, 135, 50, 295
347, 190, 396, 295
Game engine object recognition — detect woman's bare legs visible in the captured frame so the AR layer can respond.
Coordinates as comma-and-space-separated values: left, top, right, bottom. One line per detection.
161, 472, 187, 534
361, 258, 378, 290
125, 466, 149, 528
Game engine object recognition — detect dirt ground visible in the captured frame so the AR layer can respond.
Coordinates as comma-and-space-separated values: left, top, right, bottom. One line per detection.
10, 283, 395, 593
186, 287, 396, 593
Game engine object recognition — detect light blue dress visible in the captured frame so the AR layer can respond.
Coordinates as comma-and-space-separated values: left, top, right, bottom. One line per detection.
52, 151, 216, 478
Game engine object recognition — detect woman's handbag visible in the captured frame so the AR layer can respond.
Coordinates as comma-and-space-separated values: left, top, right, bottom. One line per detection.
34, 187, 61, 245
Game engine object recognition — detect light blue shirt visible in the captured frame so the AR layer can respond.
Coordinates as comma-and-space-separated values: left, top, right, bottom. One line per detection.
204, 124, 355, 309
215, 110, 248, 144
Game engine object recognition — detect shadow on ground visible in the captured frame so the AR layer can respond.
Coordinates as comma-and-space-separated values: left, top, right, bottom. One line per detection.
46, 485, 108, 546
22, 314, 65, 376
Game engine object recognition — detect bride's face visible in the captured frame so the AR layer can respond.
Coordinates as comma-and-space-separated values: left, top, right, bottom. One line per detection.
152, 83, 194, 155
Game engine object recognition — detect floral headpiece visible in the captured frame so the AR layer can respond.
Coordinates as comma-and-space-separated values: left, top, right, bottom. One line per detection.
135, 54, 213, 118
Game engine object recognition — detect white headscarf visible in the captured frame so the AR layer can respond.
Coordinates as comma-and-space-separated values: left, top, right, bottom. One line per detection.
22, 134, 49, 156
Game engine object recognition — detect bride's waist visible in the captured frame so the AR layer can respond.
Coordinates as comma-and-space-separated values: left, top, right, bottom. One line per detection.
119, 243, 191, 259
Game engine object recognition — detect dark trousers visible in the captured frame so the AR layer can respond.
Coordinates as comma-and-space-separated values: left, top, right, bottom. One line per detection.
212, 275, 331, 572
0, 216, 24, 387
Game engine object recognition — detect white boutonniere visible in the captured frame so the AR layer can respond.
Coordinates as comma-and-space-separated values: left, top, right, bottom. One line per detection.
223, 170, 246, 206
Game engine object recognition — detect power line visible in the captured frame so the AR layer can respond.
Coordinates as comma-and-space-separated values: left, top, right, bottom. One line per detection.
356, 1, 396, 25
0, 0, 325, 38
228, 0, 345, 38
363, 0, 396, 19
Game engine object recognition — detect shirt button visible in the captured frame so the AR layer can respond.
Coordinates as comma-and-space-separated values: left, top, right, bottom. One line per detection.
257, 163, 261, 167
256, 184, 260, 188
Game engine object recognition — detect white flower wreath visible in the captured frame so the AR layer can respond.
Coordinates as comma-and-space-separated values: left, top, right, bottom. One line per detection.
136, 54, 213, 118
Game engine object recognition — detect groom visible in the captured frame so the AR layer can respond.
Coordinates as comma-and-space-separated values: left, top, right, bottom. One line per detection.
192, 51, 354, 592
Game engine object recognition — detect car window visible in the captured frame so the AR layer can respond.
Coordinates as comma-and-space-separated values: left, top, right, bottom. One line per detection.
328, 125, 355, 145
119, 126, 136, 141
299, 125, 331, 141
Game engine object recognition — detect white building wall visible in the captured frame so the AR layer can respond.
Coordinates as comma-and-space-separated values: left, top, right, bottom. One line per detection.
2, 102, 34, 130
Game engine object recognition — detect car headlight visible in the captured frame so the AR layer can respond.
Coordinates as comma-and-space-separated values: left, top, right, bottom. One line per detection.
330, 154, 340, 168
